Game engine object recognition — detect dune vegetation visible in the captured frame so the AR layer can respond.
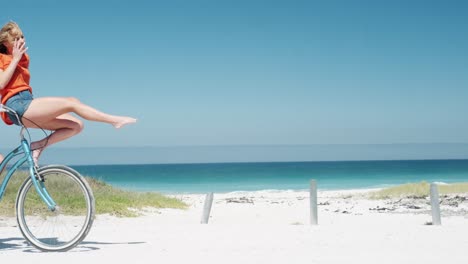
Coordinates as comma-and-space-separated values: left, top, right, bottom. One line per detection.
0, 171, 187, 217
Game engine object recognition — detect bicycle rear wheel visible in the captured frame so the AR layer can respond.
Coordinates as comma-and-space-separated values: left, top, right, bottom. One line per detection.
16, 165, 95, 251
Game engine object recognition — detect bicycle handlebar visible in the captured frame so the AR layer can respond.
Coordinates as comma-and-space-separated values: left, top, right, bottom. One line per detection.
0, 104, 16, 113
0, 104, 9, 112
0, 105, 48, 147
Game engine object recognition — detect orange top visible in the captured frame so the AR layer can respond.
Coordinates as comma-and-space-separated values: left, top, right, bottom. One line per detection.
0, 53, 33, 125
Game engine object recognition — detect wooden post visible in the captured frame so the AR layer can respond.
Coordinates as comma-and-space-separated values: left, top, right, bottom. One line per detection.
430, 183, 441, 225
201, 192, 214, 224
310, 180, 318, 225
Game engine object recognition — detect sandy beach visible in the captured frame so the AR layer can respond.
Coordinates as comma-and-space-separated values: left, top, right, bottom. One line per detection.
1, 189, 468, 263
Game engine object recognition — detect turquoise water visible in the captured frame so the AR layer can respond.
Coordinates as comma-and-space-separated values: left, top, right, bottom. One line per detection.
72, 160, 468, 194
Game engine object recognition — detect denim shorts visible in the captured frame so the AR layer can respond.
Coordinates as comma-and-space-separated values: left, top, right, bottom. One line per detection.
5, 90, 33, 126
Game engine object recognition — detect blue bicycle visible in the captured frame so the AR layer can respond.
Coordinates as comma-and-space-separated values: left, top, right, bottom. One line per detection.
0, 104, 95, 251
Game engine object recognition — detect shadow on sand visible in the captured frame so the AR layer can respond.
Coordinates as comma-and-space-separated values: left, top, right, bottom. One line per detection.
0, 237, 28, 251
0, 237, 146, 253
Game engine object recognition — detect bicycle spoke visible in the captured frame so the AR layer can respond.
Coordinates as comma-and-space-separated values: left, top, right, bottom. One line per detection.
16, 166, 94, 251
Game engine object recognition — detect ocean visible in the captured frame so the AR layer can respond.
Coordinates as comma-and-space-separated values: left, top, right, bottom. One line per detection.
71, 159, 468, 194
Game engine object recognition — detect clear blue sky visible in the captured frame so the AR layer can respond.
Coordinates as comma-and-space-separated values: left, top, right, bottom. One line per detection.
2, 0, 468, 149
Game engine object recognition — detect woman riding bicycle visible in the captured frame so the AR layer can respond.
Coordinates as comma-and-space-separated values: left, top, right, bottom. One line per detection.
0, 21, 136, 165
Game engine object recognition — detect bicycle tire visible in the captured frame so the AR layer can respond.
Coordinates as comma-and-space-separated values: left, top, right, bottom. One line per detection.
16, 165, 95, 251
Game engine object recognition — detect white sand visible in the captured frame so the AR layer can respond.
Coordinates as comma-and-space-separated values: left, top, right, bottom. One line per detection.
1, 189, 468, 263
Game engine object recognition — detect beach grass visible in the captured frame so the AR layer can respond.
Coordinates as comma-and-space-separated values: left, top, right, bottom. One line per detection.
88, 177, 187, 217
370, 182, 468, 199
0, 171, 187, 217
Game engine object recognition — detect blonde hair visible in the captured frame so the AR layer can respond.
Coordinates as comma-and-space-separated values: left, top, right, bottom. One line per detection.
0, 21, 21, 54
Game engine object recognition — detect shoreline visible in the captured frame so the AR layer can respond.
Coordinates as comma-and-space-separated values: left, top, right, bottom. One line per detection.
157, 186, 385, 196
117, 181, 463, 195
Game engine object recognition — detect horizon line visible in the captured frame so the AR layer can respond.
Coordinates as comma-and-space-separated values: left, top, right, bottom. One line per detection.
25, 142, 468, 149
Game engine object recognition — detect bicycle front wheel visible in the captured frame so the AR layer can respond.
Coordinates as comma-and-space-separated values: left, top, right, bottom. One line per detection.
16, 165, 95, 251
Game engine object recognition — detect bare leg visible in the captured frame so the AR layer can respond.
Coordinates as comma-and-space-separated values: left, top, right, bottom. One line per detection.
23, 97, 136, 129
0, 154, 5, 175
23, 113, 84, 165
22, 97, 136, 165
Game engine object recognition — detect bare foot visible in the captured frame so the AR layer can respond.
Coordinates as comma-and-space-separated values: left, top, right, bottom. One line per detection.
0, 154, 5, 175
112, 116, 137, 129
30, 143, 44, 167
32, 148, 42, 167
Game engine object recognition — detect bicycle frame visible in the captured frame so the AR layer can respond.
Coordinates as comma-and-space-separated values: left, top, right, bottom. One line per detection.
0, 128, 57, 211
